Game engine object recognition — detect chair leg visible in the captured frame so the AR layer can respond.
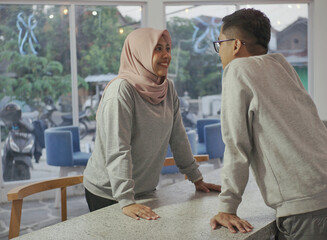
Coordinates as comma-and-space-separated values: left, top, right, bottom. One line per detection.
55, 166, 85, 208
54, 190, 61, 209
9, 199, 23, 239
61, 187, 67, 221
214, 158, 222, 168
55, 167, 68, 208
217, 158, 223, 168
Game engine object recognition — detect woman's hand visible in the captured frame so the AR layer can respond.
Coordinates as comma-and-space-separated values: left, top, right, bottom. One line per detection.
194, 179, 221, 193
122, 203, 160, 220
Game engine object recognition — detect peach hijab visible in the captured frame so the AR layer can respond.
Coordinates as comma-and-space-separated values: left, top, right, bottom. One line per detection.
103, 28, 172, 105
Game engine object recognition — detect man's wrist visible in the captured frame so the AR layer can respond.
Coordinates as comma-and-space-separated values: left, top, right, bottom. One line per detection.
192, 177, 203, 183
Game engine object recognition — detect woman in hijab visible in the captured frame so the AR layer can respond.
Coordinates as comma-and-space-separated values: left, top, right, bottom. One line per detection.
83, 28, 220, 220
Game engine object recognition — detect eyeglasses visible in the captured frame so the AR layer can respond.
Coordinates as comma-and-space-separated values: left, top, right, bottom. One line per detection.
213, 39, 246, 53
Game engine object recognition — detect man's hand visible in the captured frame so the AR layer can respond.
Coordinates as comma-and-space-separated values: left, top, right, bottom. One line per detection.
210, 212, 253, 233
122, 203, 160, 220
194, 179, 221, 193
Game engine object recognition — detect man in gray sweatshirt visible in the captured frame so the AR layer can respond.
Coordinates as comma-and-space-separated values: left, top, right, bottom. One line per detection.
209, 9, 327, 239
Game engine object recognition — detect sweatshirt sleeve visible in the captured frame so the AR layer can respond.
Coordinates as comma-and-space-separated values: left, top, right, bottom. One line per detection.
168, 83, 202, 182
217, 62, 255, 214
101, 83, 136, 209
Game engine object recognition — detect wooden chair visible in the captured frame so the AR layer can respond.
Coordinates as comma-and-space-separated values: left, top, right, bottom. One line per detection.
44, 126, 90, 208
7, 175, 84, 239
164, 154, 209, 179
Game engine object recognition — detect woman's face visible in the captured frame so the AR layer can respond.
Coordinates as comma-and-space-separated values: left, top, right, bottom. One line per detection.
152, 36, 171, 77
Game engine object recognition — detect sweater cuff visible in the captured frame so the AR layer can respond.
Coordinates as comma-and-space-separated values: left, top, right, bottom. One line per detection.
217, 198, 239, 214
186, 168, 202, 183
118, 194, 136, 209
191, 176, 203, 183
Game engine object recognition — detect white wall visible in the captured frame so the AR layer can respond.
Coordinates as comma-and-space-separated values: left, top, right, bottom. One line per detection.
312, 0, 327, 120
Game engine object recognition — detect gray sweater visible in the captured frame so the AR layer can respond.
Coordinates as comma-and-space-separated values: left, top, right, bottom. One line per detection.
217, 53, 327, 218
83, 79, 202, 208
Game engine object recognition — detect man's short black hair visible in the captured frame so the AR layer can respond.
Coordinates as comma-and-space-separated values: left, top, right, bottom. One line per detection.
222, 8, 271, 54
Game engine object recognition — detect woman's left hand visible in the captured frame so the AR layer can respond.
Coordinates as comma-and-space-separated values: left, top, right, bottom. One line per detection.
194, 179, 221, 193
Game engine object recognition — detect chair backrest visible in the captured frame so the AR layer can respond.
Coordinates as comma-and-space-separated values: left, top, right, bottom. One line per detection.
7, 175, 83, 239
186, 130, 197, 155
163, 130, 198, 174
165, 130, 197, 158
45, 126, 81, 166
204, 123, 225, 159
196, 119, 220, 143
47, 126, 81, 152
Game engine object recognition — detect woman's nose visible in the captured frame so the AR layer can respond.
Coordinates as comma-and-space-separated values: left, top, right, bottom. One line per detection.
162, 51, 170, 58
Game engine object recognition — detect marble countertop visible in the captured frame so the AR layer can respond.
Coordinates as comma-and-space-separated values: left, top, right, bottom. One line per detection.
15, 169, 276, 240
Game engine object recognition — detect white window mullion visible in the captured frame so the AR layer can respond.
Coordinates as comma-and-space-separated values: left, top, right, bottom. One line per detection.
69, 4, 79, 126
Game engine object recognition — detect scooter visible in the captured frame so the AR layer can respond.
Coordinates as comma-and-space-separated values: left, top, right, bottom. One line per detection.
0, 103, 35, 181
40, 96, 89, 139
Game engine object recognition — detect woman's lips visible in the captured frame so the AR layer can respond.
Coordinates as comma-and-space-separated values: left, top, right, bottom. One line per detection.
159, 62, 169, 68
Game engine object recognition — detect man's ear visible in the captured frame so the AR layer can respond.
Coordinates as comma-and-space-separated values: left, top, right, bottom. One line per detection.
232, 39, 243, 56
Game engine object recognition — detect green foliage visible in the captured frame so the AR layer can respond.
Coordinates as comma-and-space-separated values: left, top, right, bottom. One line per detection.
167, 17, 195, 46
167, 17, 222, 98
0, 52, 70, 107
0, 6, 69, 107
0, 5, 130, 109
76, 6, 130, 77
0, 5, 221, 106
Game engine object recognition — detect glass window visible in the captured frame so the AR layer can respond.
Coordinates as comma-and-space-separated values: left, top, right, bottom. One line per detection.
0, 4, 142, 183
165, 3, 308, 124
0, 4, 71, 182
166, 5, 236, 123
240, 4, 308, 89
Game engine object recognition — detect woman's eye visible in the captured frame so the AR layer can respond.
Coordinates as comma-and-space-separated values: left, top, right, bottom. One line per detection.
166, 47, 171, 52
155, 46, 162, 51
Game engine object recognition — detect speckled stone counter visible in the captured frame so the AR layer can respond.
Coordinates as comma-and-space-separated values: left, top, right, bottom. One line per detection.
14, 170, 277, 240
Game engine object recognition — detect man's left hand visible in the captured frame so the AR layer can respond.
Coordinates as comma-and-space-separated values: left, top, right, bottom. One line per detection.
194, 179, 221, 192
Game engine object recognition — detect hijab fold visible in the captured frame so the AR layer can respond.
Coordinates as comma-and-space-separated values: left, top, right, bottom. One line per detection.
103, 28, 172, 105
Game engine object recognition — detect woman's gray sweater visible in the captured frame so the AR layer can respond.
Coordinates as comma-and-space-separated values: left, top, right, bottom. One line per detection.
84, 79, 202, 208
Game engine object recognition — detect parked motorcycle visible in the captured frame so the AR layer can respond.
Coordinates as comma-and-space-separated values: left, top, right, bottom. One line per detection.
0, 103, 35, 181
40, 96, 89, 139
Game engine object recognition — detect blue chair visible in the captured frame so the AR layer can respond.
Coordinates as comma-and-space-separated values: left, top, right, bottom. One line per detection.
161, 130, 197, 174
196, 118, 220, 157
204, 123, 225, 159
45, 126, 91, 169
44, 126, 91, 207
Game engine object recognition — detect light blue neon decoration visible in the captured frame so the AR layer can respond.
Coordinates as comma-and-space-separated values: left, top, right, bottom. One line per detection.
192, 17, 222, 54
16, 12, 40, 55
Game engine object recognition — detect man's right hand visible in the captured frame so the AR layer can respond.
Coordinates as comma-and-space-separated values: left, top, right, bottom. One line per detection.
123, 203, 160, 220
210, 212, 253, 233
